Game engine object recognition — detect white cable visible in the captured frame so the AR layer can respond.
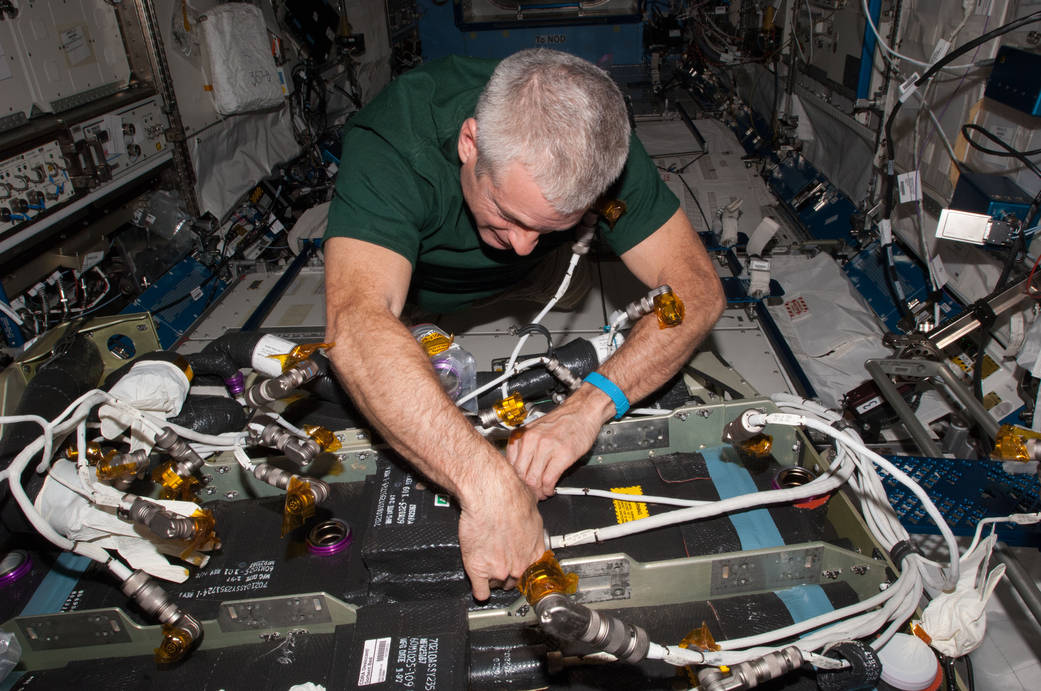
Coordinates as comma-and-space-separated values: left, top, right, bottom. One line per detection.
627, 407, 669, 416
554, 486, 712, 507
804, 0, 814, 65
548, 456, 851, 548
500, 251, 582, 398
0, 299, 24, 325
859, 0, 983, 71
456, 356, 549, 407
756, 412, 960, 589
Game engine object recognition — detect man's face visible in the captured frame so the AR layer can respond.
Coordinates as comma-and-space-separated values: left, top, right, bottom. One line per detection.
459, 148, 583, 256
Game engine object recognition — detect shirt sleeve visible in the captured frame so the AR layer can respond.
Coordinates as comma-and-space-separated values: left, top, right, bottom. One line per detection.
324, 126, 431, 267
600, 133, 681, 256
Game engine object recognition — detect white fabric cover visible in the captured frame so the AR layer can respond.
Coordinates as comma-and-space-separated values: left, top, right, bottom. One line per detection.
918, 534, 1006, 657
766, 252, 893, 408
200, 3, 283, 115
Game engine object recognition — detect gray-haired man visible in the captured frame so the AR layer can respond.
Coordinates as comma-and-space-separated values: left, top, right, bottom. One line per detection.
324, 49, 724, 600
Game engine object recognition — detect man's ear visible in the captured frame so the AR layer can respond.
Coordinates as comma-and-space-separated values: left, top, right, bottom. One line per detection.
458, 117, 478, 164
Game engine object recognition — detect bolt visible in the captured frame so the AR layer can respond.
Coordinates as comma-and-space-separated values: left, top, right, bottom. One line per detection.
356, 432, 366, 440
648, 450, 655, 457
225, 490, 238, 499
697, 409, 711, 418
217, 466, 229, 474
677, 412, 689, 421
204, 487, 216, 495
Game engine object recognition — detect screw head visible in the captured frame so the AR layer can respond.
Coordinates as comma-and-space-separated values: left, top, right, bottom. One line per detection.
225, 490, 238, 499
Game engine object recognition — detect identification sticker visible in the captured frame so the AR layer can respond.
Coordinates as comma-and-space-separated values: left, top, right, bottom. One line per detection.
357, 636, 391, 686
897, 171, 922, 203
611, 486, 650, 524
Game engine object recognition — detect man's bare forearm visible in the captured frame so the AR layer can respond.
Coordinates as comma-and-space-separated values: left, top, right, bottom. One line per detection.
599, 282, 722, 406
325, 303, 503, 503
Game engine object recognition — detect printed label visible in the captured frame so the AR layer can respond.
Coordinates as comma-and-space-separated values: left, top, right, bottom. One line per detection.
358, 636, 391, 686
372, 465, 419, 527
611, 486, 650, 524
897, 171, 922, 203
784, 296, 811, 321
393, 635, 441, 689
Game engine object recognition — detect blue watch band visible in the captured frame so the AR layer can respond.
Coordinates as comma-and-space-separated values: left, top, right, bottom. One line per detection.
584, 372, 630, 420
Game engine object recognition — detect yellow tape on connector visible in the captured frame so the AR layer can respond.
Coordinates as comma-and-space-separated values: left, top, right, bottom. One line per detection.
611, 485, 650, 524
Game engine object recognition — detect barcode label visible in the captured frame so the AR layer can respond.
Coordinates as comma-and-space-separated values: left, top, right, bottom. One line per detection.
358, 636, 392, 686
190, 286, 203, 301
897, 171, 921, 203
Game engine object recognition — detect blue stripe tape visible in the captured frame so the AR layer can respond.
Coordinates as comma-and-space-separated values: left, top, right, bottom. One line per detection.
858, 0, 882, 100
703, 448, 784, 550
19, 552, 90, 616
775, 583, 835, 623
702, 448, 835, 624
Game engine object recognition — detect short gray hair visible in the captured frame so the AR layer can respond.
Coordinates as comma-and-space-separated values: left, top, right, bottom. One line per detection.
474, 49, 631, 215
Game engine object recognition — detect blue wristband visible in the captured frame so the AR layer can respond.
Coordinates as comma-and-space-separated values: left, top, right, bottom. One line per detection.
584, 372, 630, 420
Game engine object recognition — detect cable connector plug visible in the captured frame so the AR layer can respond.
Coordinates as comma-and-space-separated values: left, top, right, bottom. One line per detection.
721, 409, 767, 446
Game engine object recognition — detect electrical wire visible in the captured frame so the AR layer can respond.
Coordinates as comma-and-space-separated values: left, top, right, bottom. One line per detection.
860, 0, 988, 71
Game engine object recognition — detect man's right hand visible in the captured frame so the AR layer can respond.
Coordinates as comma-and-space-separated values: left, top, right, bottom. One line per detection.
457, 466, 546, 601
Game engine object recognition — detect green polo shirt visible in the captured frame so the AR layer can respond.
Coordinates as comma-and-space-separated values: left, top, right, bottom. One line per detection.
325, 55, 679, 313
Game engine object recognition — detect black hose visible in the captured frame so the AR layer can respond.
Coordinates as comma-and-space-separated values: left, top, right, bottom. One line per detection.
1, 330, 104, 534
883, 10, 1041, 220
476, 337, 600, 408
196, 331, 266, 370
168, 395, 247, 435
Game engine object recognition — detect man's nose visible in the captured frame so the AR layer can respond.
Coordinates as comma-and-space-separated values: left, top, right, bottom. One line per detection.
509, 227, 540, 256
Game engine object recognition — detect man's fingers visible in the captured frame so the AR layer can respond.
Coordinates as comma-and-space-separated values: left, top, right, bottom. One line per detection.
471, 578, 491, 602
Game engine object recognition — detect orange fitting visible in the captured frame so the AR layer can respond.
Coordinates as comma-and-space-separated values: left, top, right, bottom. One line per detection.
303, 424, 342, 453
267, 342, 334, 372
518, 550, 579, 606
738, 433, 773, 458
495, 393, 528, 427
653, 291, 685, 328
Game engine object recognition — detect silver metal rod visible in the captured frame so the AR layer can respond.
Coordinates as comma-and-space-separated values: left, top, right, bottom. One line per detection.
994, 543, 1041, 629
930, 279, 1030, 351
865, 359, 943, 458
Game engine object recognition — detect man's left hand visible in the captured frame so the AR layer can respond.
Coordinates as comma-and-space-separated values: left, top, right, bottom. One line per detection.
505, 399, 605, 499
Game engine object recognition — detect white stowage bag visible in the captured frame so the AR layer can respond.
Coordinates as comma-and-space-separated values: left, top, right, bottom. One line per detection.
35, 461, 216, 582
200, 3, 283, 115
98, 360, 191, 452
917, 534, 1006, 657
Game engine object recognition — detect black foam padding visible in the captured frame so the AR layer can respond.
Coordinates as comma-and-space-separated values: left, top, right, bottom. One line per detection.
340, 599, 469, 690
469, 626, 555, 690
361, 457, 466, 600
540, 454, 719, 562
11, 627, 348, 690
69, 481, 372, 620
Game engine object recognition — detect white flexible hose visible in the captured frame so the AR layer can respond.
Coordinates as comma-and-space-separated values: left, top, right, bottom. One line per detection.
548, 456, 851, 548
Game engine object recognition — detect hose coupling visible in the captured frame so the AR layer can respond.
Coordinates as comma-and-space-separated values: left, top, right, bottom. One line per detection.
244, 359, 321, 408
257, 422, 321, 465
545, 357, 583, 392
721, 409, 767, 446
697, 646, 804, 691
120, 570, 203, 663
154, 427, 204, 476
534, 593, 650, 663
252, 464, 330, 536
123, 497, 203, 541
97, 449, 150, 482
